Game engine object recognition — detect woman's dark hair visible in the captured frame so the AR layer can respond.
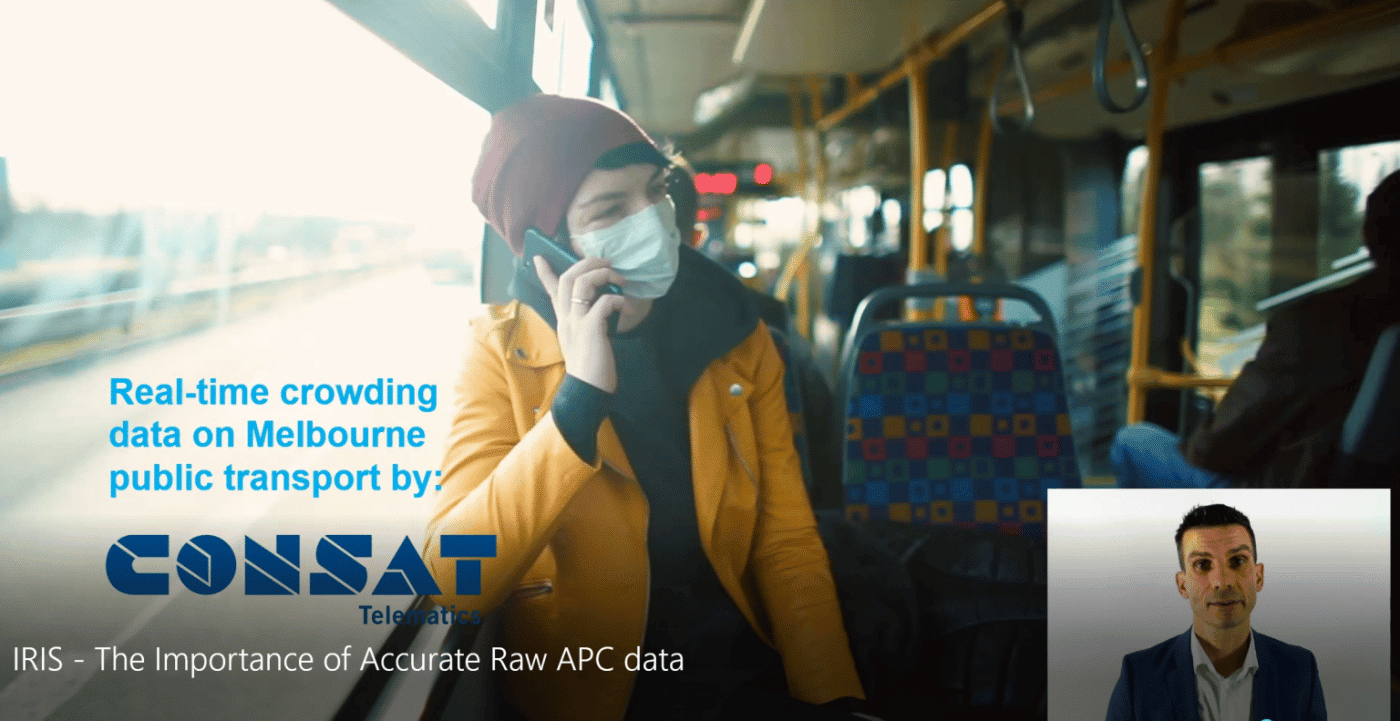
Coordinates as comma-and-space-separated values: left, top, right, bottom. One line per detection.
594, 140, 671, 170
554, 141, 676, 243
1174, 504, 1257, 570
668, 163, 699, 235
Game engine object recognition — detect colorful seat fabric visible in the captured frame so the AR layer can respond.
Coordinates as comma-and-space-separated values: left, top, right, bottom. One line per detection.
842, 323, 1081, 535
769, 327, 815, 495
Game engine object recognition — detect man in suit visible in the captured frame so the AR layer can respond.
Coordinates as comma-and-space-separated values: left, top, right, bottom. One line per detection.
1106, 503, 1326, 721
1112, 170, 1400, 486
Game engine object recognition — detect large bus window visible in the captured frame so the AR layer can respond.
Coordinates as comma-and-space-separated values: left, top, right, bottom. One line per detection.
533, 0, 593, 97
923, 164, 973, 251
842, 186, 880, 249
949, 163, 974, 251
1197, 156, 1273, 376
1317, 140, 1400, 275
1121, 145, 1150, 238
923, 168, 946, 233
0, 0, 489, 366
463, 0, 499, 29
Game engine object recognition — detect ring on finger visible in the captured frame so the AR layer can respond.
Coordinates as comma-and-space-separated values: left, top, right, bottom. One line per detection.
571, 297, 590, 305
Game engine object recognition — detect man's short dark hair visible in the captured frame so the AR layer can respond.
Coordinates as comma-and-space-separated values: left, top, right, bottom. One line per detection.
1174, 504, 1257, 570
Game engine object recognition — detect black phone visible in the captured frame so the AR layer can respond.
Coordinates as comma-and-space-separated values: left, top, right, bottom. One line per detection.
523, 227, 621, 334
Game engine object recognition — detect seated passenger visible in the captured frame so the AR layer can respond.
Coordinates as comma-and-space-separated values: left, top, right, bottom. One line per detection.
667, 162, 844, 509
425, 94, 880, 720
1113, 170, 1400, 487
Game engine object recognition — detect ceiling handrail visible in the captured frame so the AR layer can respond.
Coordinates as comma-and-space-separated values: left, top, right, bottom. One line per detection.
989, 2, 1035, 132
1093, 0, 1151, 112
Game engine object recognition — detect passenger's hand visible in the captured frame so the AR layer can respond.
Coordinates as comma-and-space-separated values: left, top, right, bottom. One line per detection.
533, 255, 626, 394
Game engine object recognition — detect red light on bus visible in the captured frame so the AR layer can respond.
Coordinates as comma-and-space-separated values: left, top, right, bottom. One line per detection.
696, 207, 720, 221
696, 172, 738, 195
754, 163, 773, 185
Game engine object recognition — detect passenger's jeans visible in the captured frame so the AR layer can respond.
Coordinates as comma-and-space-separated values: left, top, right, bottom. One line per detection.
1110, 422, 1235, 488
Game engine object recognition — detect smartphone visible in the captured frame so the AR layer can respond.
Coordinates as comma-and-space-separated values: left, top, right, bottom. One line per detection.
523, 227, 621, 333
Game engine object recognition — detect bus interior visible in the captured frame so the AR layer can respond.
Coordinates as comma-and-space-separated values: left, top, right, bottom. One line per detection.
2, 0, 1398, 719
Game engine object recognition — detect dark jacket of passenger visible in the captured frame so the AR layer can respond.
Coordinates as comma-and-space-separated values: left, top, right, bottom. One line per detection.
747, 289, 843, 509
1183, 271, 1399, 486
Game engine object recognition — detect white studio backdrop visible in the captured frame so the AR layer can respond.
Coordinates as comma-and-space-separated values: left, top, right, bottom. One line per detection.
1047, 488, 1390, 721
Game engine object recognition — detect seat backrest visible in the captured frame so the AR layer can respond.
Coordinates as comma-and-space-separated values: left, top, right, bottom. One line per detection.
769, 327, 815, 495
1336, 323, 1400, 483
841, 322, 1081, 536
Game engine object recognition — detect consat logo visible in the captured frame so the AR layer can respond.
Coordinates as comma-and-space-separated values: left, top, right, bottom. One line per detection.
106, 535, 495, 596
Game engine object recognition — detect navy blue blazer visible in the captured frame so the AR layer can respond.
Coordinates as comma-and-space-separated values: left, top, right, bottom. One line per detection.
1106, 628, 1326, 721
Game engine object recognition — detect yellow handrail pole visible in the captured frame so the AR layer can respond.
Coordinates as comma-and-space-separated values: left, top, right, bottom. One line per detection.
1126, 0, 1189, 425
1131, 369, 1236, 390
798, 75, 830, 340
815, 0, 1006, 132
908, 58, 930, 272
845, 72, 862, 100
1179, 0, 1400, 75
906, 56, 932, 321
774, 80, 812, 308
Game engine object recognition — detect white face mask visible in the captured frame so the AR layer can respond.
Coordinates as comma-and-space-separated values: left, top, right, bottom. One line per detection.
571, 197, 682, 299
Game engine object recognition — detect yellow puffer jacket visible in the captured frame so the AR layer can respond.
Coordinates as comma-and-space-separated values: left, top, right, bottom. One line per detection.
423, 299, 865, 721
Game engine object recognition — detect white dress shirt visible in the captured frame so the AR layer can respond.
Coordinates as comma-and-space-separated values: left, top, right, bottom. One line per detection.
1191, 629, 1259, 721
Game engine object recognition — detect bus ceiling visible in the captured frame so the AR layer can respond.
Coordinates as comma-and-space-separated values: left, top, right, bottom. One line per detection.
322, 0, 1400, 163
605, 0, 1400, 158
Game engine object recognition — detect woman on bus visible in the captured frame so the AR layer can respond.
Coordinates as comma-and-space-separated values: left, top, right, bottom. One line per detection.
423, 94, 878, 721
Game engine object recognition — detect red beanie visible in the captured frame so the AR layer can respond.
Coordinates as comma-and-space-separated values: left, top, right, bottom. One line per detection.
472, 94, 660, 256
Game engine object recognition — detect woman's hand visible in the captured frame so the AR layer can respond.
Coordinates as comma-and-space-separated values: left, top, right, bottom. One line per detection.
533, 255, 627, 393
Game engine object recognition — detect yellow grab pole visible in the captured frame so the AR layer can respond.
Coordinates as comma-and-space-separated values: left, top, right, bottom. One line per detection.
797, 76, 830, 340
774, 81, 812, 308
906, 56, 932, 321
1126, 0, 1189, 425
908, 57, 930, 274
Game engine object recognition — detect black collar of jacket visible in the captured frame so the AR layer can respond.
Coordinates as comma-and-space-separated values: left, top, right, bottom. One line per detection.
509, 244, 762, 387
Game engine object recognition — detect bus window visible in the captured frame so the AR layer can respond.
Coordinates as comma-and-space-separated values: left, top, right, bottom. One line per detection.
1317, 140, 1400, 275
463, 0, 499, 29
880, 197, 902, 251
0, 0, 489, 366
949, 163, 974, 251
533, 0, 592, 97
1121, 145, 1149, 239
1197, 156, 1273, 377
923, 165, 974, 251
842, 186, 880, 249
922, 168, 946, 233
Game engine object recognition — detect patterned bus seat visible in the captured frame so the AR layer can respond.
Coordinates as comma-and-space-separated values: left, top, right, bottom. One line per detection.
839, 284, 1081, 536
